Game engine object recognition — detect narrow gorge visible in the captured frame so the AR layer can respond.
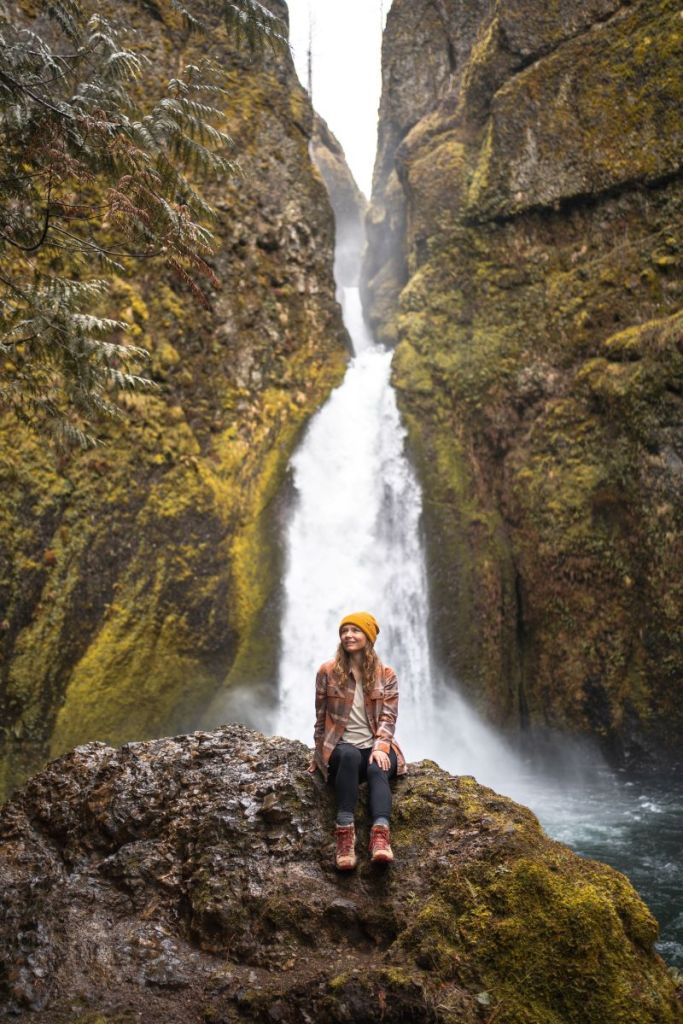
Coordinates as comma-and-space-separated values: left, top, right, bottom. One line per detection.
1, 0, 682, 1019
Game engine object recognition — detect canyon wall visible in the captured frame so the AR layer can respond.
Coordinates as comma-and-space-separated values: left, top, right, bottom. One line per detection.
312, 115, 368, 288
0, 0, 348, 799
365, 0, 683, 762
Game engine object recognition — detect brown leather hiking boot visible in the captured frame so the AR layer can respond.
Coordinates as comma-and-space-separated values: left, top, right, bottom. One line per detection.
334, 824, 357, 871
369, 824, 394, 864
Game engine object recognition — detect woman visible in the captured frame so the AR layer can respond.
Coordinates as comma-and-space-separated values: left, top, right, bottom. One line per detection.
307, 611, 407, 870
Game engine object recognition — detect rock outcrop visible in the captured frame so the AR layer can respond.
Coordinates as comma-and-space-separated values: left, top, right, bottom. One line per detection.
0, 1, 348, 799
365, 0, 683, 763
1, 724, 681, 1023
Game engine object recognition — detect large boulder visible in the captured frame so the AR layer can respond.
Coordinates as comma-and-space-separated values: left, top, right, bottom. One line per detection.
0, 724, 680, 1023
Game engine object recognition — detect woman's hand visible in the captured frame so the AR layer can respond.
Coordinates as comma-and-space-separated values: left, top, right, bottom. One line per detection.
307, 759, 317, 774
369, 749, 390, 771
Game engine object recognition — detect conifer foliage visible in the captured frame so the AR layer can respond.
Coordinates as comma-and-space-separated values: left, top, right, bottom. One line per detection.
0, 0, 286, 445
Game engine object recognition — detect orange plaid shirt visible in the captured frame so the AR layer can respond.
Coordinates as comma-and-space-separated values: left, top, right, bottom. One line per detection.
312, 658, 407, 781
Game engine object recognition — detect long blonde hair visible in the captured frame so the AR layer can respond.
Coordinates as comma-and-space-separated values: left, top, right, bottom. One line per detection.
332, 641, 380, 695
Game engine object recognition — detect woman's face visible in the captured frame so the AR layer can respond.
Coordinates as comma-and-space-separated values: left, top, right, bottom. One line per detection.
340, 624, 368, 653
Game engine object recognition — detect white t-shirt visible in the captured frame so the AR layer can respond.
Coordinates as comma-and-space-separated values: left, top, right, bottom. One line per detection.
341, 673, 374, 749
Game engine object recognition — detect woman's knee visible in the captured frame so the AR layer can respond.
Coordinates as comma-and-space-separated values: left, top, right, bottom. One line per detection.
367, 750, 397, 774
367, 760, 390, 782
334, 743, 362, 767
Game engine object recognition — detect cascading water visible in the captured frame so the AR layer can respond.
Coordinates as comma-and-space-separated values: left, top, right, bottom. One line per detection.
274, 283, 436, 751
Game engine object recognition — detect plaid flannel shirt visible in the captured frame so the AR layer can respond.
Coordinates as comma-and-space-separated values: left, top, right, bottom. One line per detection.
312, 658, 407, 781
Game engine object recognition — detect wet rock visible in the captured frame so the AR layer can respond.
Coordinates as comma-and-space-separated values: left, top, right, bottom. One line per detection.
0, 725, 680, 1023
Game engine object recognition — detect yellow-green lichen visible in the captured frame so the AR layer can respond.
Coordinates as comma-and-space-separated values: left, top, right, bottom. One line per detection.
379, 51, 683, 744
467, 1, 683, 219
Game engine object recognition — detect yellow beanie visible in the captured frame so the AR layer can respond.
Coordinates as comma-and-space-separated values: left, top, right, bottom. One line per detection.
339, 612, 380, 645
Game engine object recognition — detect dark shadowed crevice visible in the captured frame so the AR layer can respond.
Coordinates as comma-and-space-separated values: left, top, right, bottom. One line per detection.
429, 0, 457, 72
514, 570, 530, 733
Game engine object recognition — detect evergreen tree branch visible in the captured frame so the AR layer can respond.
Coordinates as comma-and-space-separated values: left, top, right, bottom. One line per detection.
0, 167, 53, 251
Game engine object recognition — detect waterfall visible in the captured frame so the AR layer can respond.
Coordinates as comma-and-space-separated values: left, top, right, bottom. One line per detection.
275, 284, 435, 751
274, 217, 520, 785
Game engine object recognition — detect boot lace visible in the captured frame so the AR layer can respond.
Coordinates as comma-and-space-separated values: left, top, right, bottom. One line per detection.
336, 826, 355, 856
370, 825, 390, 854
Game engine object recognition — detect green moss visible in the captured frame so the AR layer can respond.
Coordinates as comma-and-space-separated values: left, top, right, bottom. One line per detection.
47, 478, 226, 755
41, 337, 345, 761
436, 853, 670, 1022
211, 349, 346, 694
391, 770, 681, 1024
381, 86, 683, 745
63, 1015, 138, 1024
389, 252, 529, 720
0, 3, 348, 799
404, 131, 467, 247
467, 1, 683, 219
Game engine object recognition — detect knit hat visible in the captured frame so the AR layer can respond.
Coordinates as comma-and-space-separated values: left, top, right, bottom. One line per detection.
339, 612, 380, 645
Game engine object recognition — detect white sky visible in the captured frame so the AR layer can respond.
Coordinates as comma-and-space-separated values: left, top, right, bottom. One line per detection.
286, 0, 388, 198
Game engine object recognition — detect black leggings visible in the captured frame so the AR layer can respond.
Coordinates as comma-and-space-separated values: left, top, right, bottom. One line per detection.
328, 742, 398, 822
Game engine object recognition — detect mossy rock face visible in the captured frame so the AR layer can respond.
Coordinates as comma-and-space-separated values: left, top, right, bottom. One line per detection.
361, 0, 479, 339
0, 0, 348, 800
0, 726, 680, 1022
467, 0, 683, 219
366, 0, 683, 761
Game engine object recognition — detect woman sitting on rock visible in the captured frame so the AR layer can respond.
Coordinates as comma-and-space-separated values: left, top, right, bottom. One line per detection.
308, 611, 407, 870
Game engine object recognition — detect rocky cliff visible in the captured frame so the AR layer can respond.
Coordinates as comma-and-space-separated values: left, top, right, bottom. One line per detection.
364, 0, 683, 763
0, 0, 348, 800
1, 724, 681, 1023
